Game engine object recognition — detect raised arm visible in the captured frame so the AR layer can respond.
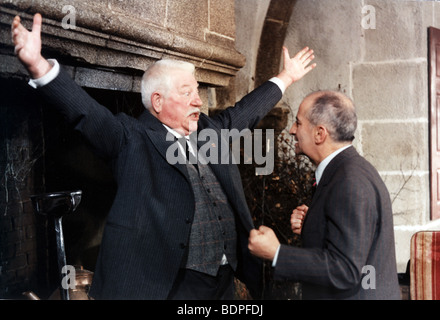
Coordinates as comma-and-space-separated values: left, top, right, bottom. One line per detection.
12, 13, 126, 159
206, 47, 316, 133
11, 13, 52, 79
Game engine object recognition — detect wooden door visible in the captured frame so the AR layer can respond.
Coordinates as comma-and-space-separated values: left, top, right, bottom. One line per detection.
429, 27, 440, 220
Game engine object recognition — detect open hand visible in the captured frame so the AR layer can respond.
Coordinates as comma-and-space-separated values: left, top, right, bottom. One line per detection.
11, 13, 51, 78
277, 46, 316, 89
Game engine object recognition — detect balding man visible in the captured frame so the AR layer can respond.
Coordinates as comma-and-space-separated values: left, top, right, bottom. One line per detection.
248, 91, 400, 300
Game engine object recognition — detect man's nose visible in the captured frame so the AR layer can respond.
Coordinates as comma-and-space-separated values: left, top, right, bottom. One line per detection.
191, 93, 203, 107
289, 123, 297, 135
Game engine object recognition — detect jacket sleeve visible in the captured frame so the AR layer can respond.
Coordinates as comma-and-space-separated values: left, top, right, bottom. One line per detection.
36, 67, 127, 159
206, 81, 283, 132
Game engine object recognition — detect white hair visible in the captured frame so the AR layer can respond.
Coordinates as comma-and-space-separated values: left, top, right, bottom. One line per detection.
141, 59, 195, 110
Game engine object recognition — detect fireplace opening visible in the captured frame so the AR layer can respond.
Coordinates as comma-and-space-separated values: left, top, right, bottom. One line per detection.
0, 77, 144, 298
42, 87, 144, 294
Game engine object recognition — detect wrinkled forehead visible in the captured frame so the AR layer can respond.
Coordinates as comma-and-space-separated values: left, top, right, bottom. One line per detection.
297, 94, 316, 118
171, 69, 199, 89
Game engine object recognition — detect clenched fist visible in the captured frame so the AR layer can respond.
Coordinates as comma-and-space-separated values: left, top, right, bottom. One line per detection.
291, 204, 308, 235
248, 225, 280, 261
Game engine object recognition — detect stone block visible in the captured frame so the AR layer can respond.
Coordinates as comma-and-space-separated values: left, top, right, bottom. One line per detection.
209, 0, 235, 38
364, 0, 427, 61
166, 0, 208, 40
353, 61, 427, 121
108, 0, 167, 26
361, 122, 428, 172
287, 0, 363, 65
204, 32, 235, 49
381, 173, 430, 226
74, 67, 136, 91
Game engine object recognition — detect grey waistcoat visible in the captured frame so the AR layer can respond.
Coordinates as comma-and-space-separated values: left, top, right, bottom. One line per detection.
183, 162, 238, 276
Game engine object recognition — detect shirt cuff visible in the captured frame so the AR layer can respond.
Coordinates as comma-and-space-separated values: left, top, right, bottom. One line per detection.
272, 244, 281, 267
269, 77, 286, 95
28, 59, 60, 89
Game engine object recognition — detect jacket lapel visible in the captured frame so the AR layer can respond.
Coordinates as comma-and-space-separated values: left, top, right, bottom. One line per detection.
139, 111, 189, 178
304, 146, 358, 225
318, 146, 358, 188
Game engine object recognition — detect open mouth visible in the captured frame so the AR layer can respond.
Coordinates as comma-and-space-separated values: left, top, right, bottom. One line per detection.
188, 111, 200, 121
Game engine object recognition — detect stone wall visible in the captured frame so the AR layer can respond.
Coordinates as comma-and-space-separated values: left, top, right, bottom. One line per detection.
0, 0, 244, 86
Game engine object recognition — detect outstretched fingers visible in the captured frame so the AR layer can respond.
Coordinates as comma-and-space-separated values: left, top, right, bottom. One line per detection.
11, 14, 42, 54
12, 16, 26, 50
296, 47, 316, 69
280, 46, 317, 85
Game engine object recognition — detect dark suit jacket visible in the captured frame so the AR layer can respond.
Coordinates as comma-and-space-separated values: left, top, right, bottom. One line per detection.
274, 146, 401, 299
36, 67, 282, 299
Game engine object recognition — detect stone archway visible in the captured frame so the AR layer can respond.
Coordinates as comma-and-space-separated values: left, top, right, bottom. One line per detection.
238, 0, 310, 300
254, 0, 295, 134
255, 0, 295, 88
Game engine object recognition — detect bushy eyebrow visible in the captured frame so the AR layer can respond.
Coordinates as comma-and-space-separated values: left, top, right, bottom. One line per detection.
179, 83, 199, 91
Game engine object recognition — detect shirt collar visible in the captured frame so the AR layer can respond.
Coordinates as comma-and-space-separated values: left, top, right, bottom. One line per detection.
315, 145, 352, 185
163, 124, 198, 156
162, 124, 189, 140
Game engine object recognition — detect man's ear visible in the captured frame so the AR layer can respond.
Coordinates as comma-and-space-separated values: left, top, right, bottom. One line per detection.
151, 92, 163, 114
315, 125, 328, 144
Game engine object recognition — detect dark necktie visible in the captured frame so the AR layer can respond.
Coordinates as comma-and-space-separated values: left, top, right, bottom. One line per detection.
311, 176, 317, 197
177, 137, 198, 170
